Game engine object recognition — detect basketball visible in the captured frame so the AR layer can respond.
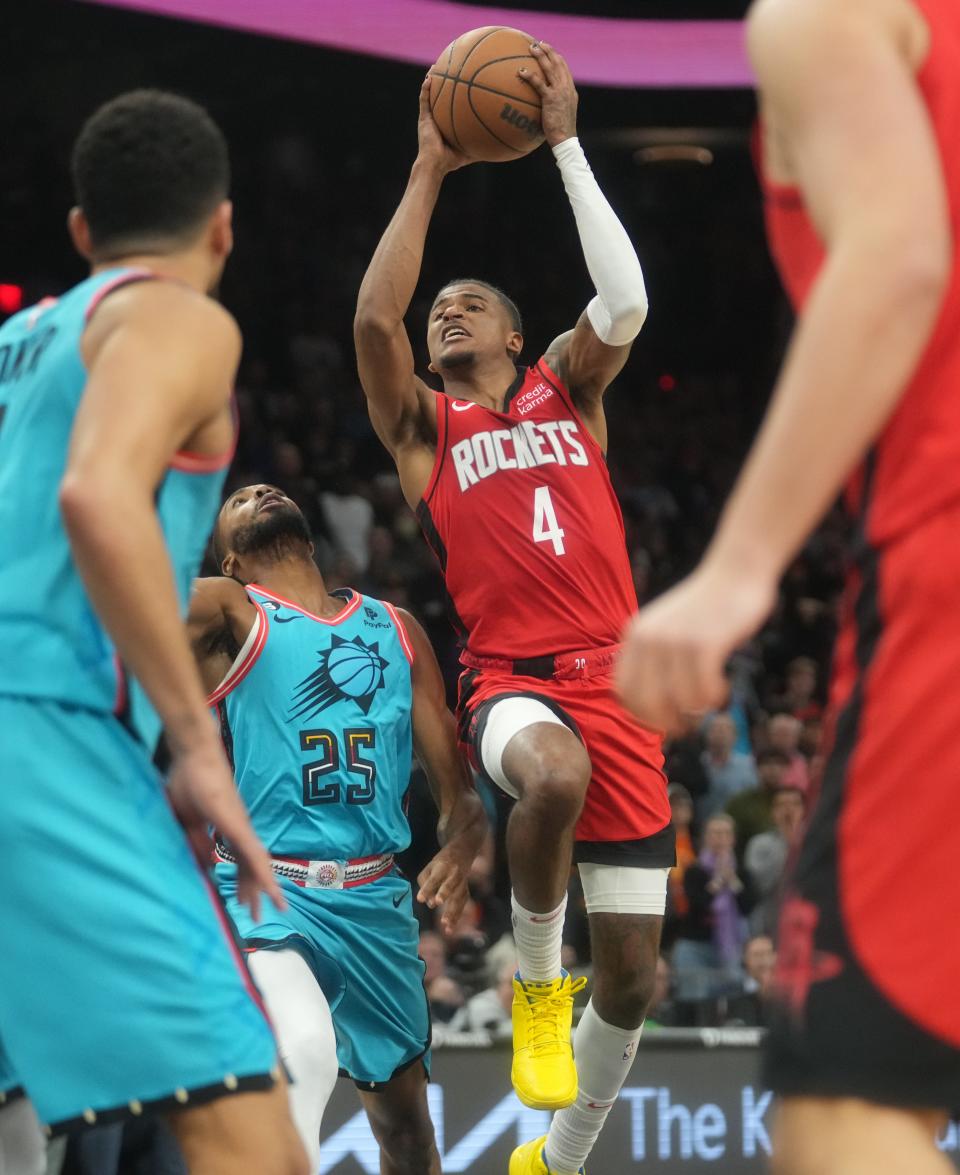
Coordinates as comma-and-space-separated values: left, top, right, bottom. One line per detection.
429, 26, 546, 163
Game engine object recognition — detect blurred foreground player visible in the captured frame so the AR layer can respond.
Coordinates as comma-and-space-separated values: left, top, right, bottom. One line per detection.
0, 92, 307, 1174
618, 0, 960, 1171
356, 45, 670, 1175
190, 484, 486, 1174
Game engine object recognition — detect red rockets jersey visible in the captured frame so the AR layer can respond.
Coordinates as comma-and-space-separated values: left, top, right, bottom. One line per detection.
758, 0, 960, 545
417, 359, 637, 661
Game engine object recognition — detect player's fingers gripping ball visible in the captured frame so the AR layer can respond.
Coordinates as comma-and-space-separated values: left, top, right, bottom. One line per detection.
429, 26, 546, 162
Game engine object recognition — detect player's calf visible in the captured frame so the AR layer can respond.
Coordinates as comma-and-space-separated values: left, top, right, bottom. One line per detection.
360, 1067, 440, 1175
772, 1098, 952, 1175
588, 911, 661, 1029
168, 1083, 309, 1175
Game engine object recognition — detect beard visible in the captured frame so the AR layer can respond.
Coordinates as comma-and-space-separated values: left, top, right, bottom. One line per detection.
437, 346, 477, 371
230, 504, 312, 563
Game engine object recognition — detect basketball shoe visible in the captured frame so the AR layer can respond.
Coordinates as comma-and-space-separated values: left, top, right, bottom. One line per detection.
509, 1136, 585, 1175
511, 970, 586, 1110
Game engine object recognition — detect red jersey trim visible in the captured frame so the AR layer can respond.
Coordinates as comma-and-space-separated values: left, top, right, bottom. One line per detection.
207, 599, 268, 705
170, 395, 239, 475
112, 651, 128, 717
384, 601, 415, 665
84, 268, 157, 324
421, 391, 449, 507
248, 584, 362, 626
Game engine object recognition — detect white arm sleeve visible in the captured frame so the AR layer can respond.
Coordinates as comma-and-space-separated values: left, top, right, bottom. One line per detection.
552, 136, 648, 346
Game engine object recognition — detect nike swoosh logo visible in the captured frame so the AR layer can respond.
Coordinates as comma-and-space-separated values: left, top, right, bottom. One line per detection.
392, 892, 405, 908
273, 614, 302, 624
450, 401, 475, 412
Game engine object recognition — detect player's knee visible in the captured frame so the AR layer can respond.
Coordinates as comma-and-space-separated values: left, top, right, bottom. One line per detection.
373, 1114, 437, 1173
593, 966, 655, 1027
515, 739, 590, 822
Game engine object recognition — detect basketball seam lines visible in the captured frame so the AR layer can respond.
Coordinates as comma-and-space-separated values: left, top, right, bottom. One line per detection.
430, 36, 456, 116
447, 26, 507, 154
429, 70, 540, 112
466, 84, 527, 155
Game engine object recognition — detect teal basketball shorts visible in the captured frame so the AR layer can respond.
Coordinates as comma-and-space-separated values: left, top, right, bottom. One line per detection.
217, 863, 431, 1090
0, 696, 279, 1133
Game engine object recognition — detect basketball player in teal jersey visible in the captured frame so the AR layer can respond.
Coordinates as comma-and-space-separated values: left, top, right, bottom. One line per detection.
0, 92, 307, 1174
187, 483, 487, 1175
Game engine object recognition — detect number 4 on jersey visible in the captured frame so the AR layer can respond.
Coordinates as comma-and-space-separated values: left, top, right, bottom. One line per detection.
533, 485, 566, 556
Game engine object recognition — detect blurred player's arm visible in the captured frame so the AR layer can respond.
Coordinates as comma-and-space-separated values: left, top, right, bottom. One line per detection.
523, 44, 648, 426
401, 608, 487, 932
187, 576, 258, 696
354, 78, 470, 476
617, 0, 950, 731
709, 0, 948, 587
60, 282, 283, 914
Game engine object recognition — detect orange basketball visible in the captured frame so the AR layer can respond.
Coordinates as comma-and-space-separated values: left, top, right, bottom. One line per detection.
429, 27, 546, 164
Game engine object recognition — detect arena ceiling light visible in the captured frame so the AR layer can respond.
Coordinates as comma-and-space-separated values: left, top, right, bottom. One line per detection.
77, 0, 752, 88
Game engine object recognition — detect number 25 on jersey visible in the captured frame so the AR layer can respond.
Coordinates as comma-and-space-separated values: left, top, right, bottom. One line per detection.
533, 485, 566, 556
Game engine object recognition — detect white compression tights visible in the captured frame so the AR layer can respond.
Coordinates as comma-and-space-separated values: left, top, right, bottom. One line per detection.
0, 1098, 45, 1175
248, 949, 339, 1174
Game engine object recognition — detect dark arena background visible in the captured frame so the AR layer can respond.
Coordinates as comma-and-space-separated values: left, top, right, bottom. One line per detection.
4, 1, 959, 1172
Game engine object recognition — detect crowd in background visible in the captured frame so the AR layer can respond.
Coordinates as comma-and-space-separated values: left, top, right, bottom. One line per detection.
215, 259, 844, 1036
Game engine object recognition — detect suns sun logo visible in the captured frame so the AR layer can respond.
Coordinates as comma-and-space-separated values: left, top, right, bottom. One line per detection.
287, 635, 389, 721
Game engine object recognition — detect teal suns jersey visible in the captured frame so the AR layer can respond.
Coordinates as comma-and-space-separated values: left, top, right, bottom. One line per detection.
211, 585, 417, 860
0, 269, 233, 751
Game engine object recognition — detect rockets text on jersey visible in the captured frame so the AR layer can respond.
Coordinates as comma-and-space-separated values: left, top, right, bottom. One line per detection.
418, 359, 638, 662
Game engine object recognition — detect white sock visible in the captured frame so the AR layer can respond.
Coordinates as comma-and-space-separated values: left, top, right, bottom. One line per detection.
511, 892, 566, 983
545, 1000, 643, 1174
249, 949, 339, 1173
0, 1097, 46, 1175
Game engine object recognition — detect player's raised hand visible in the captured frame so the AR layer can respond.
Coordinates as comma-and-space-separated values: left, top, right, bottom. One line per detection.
417, 75, 472, 174
417, 843, 473, 935
616, 563, 776, 735
519, 41, 578, 148
166, 731, 286, 921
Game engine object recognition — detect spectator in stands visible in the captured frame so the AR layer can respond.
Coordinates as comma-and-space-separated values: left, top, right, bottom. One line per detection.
800, 714, 823, 760
449, 959, 515, 1040
698, 712, 758, 822
664, 783, 697, 948
672, 814, 757, 1000
726, 747, 791, 855
419, 929, 467, 1024
779, 655, 822, 721
467, 829, 511, 947
663, 713, 710, 803
767, 712, 810, 793
646, 955, 680, 1029
745, 786, 805, 935
723, 935, 777, 1027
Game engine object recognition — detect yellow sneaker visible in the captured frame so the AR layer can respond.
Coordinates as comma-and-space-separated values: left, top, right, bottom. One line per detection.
511, 970, 587, 1111
509, 1135, 585, 1175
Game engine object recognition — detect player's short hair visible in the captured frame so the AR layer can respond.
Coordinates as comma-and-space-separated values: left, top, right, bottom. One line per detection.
71, 89, 229, 254
434, 278, 523, 334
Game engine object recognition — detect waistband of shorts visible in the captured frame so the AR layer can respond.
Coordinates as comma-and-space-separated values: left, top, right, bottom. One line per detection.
215, 840, 394, 890
460, 642, 622, 681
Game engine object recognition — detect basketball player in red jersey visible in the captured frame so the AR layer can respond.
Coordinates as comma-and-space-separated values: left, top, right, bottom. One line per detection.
618, 1, 960, 1172
355, 44, 667, 1175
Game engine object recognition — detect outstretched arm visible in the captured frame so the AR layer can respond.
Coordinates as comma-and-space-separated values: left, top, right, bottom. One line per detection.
525, 44, 648, 424
617, 0, 949, 732
61, 282, 283, 916
354, 78, 471, 470
401, 609, 487, 932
